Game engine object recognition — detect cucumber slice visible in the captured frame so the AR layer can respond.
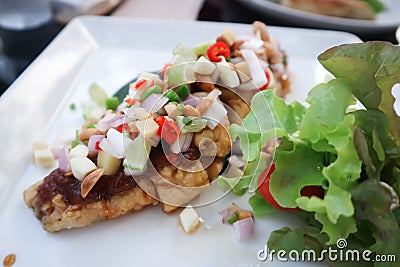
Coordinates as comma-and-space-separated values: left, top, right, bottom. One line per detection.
176, 116, 208, 133
123, 136, 151, 172
89, 83, 108, 106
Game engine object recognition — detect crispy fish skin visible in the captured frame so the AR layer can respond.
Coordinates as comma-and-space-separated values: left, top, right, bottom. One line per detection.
23, 180, 158, 232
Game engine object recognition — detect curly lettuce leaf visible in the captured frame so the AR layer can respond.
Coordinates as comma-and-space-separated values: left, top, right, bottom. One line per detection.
267, 226, 328, 253
229, 90, 305, 162
299, 78, 354, 143
269, 138, 326, 208
318, 42, 400, 145
297, 183, 354, 225
351, 179, 399, 241
249, 191, 276, 216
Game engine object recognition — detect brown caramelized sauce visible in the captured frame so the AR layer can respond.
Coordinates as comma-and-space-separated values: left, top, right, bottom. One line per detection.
38, 168, 137, 205
37, 144, 201, 206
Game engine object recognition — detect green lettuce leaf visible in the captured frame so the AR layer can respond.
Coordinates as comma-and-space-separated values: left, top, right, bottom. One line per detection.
318, 42, 400, 146
269, 138, 326, 208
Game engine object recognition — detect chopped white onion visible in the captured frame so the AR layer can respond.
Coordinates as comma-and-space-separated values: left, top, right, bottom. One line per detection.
88, 135, 105, 152
216, 60, 240, 88
99, 128, 133, 159
207, 89, 222, 100
142, 94, 169, 114
202, 101, 228, 129
241, 49, 267, 88
233, 217, 254, 240
193, 56, 216, 75
58, 146, 71, 172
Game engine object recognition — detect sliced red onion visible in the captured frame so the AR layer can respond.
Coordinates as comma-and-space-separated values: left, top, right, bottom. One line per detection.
228, 155, 246, 168
241, 49, 267, 88
99, 128, 133, 159
229, 57, 242, 64
180, 132, 193, 152
142, 93, 169, 114
233, 217, 254, 240
170, 132, 193, 154
96, 112, 117, 131
202, 101, 228, 129
218, 203, 239, 224
116, 101, 128, 113
107, 114, 126, 128
58, 146, 71, 172
183, 95, 201, 107
88, 135, 105, 152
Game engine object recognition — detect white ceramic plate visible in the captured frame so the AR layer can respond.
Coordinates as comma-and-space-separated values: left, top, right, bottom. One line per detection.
236, 0, 400, 34
0, 16, 361, 267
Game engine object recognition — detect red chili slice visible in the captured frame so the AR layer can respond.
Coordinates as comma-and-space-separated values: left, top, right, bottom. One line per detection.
207, 41, 231, 62
134, 79, 147, 90
259, 69, 271, 91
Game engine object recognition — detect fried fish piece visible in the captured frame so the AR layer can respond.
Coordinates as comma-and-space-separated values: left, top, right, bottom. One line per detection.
23, 169, 158, 232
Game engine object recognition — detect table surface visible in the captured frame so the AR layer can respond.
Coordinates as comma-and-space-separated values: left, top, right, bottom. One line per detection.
0, 0, 398, 96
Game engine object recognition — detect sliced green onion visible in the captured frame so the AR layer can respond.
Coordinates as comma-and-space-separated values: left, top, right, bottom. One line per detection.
140, 85, 162, 101
177, 84, 190, 99
85, 123, 96, 129
105, 97, 120, 111
69, 103, 76, 111
164, 90, 181, 103
228, 212, 239, 224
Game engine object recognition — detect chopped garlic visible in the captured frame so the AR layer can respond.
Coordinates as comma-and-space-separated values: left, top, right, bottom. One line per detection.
179, 205, 200, 233
34, 149, 55, 168
70, 157, 97, 181
31, 141, 48, 161
69, 144, 89, 158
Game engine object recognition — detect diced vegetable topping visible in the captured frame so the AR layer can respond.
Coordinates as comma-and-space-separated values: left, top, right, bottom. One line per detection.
179, 205, 201, 233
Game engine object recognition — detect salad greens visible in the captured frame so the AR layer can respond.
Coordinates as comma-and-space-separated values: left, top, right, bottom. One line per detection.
224, 42, 400, 266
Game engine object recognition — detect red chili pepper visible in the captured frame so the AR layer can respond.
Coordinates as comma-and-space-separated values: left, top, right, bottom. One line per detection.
161, 63, 170, 78
154, 116, 180, 145
131, 132, 138, 140
154, 116, 166, 136
162, 120, 180, 145
207, 41, 231, 62
95, 141, 102, 151
125, 98, 137, 105
259, 69, 271, 91
116, 123, 129, 133
166, 153, 178, 163
135, 79, 147, 90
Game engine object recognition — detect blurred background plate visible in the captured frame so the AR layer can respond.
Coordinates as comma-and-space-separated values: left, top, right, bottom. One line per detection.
235, 0, 400, 35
